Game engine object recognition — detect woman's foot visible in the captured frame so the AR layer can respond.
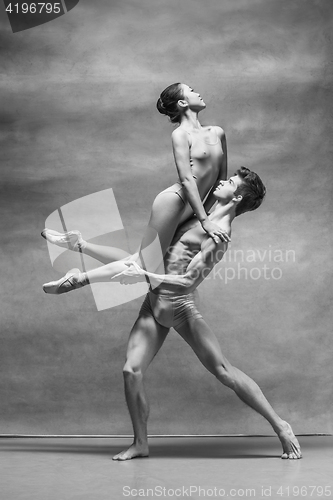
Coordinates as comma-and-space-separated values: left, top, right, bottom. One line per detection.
41, 229, 86, 251
43, 269, 88, 294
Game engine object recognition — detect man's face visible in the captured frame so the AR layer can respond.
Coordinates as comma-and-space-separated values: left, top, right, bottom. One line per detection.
181, 84, 206, 111
213, 174, 243, 202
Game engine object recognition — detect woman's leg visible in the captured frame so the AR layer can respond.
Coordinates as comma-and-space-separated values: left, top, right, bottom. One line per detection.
84, 191, 193, 267
85, 256, 133, 283
42, 189, 190, 267
42, 256, 137, 294
44, 191, 185, 270
41, 229, 130, 265
43, 189, 193, 293
136, 191, 188, 274
82, 243, 130, 265
79, 189, 188, 284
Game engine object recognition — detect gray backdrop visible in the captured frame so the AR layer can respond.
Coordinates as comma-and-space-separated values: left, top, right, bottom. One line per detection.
0, 0, 332, 435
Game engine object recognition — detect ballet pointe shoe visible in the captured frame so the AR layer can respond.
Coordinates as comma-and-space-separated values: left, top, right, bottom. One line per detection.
41, 229, 85, 251
43, 268, 87, 295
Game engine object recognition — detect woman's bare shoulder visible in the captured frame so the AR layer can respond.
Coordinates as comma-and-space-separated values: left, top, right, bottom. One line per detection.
171, 127, 190, 146
205, 125, 225, 137
201, 125, 224, 136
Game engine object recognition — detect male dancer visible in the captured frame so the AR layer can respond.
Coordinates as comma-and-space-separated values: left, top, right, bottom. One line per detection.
111, 167, 301, 461
42, 167, 302, 461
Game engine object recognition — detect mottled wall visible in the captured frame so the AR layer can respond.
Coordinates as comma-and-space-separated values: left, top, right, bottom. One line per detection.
0, 0, 332, 434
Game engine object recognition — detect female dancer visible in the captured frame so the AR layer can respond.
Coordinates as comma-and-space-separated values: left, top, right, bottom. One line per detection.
42, 83, 229, 292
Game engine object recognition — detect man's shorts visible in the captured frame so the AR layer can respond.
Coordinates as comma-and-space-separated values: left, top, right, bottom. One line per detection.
139, 289, 203, 330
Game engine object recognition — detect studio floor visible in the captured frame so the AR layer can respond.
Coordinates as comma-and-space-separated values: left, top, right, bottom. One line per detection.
1, 436, 332, 500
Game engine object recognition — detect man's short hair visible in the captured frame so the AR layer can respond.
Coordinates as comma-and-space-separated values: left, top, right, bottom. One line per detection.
234, 166, 266, 216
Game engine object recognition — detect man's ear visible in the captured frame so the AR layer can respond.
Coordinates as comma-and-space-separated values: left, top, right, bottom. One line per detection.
177, 99, 188, 109
233, 194, 243, 204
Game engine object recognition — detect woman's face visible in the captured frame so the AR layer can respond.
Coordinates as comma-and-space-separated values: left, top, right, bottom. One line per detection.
181, 84, 206, 111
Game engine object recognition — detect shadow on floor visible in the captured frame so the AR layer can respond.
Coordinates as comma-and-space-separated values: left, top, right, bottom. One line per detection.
0, 437, 285, 459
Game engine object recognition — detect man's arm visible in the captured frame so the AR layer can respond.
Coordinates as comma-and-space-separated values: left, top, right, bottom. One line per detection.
138, 236, 228, 294
203, 127, 228, 215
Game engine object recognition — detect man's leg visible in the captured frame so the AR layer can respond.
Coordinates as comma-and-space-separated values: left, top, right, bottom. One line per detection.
113, 313, 169, 461
175, 317, 302, 459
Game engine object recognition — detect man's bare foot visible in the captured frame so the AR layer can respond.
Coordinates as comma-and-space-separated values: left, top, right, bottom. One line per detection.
112, 443, 149, 461
277, 421, 302, 459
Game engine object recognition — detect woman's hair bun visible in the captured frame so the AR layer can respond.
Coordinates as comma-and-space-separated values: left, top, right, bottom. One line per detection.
156, 83, 183, 123
156, 97, 167, 115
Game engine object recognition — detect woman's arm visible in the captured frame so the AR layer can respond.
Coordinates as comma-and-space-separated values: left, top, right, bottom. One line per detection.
203, 127, 228, 215
172, 128, 229, 243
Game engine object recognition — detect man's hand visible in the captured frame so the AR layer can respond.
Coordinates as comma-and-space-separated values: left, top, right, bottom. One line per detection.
201, 219, 230, 244
111, 261, 147, 285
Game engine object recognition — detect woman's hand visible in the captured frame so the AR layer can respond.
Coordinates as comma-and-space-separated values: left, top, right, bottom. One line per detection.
201, 219, 231, 244
111, 261, 147, 285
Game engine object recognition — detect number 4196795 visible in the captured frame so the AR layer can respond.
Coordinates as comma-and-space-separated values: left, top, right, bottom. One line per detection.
6, 3, 61, 14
